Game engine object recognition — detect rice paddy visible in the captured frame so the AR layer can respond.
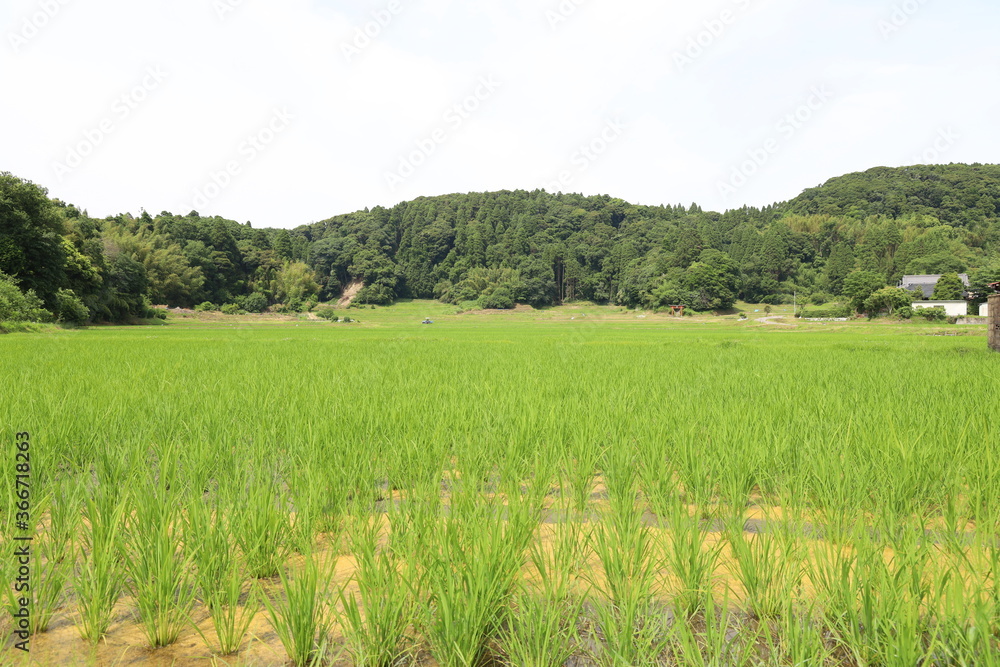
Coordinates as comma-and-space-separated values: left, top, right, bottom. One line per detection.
2, 304, 999, 665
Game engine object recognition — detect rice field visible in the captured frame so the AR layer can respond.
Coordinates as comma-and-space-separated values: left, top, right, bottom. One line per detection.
2, 305, 999, 666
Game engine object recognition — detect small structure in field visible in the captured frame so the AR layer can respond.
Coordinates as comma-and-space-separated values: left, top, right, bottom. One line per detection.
912, 300, 968, 317
668, 305, 685, 316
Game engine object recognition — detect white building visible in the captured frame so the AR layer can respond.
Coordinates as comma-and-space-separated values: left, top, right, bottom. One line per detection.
982, 302, 990, 318
912, 300, 968, 317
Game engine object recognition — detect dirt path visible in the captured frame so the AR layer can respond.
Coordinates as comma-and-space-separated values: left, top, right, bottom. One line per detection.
337, 279, 364, 307
756, 316, 795, 326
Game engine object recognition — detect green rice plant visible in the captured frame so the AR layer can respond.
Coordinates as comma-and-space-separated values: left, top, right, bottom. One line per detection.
122, 458, 198, 648
589, 444, 667, 665
262, 552, 338, 667
931, 594, 1000, 667
590, 513, 665, 665
807, 447, 864, 545
529, 520, 589, 601
824, 532, 932, 667
195, 560, 259, 656
23, 535, 70, 634
185, 494, 258, 656
636, 437, 677, 521
717, 446, 760, 533
2, 482, 74, 636
725, 526, 802, 620
502, 589, 585, 667
501, 515, 590, 666
424, 484, 536, 667
669, 601, 760, 667
44, 474, 83, 561
561, 436, 604, 515
770, 601, 830, 667
810, 537, 859, 628
338, 507, 420, 667
663, 501, 723, 618
231, 469, 293, 579
673, 427, 717, 510
185, 494, 232, 609
74, 484, 126, 643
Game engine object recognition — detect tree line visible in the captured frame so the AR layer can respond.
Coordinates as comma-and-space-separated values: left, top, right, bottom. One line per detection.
3, 164, 1000, 325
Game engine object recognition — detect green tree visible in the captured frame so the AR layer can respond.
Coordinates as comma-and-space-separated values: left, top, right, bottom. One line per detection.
0, 173, 67, 307
862, 287, 912, 316
0, 272, 51, 322
681, 249, 739, 310
932, 272, 965, 300
842, 270, 886, 313
54, 288, 90, 324
825, 242, 855, 295
274, 262, 320, 305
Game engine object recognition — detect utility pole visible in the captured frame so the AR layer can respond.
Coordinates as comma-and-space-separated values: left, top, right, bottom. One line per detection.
989, 286, 999, 352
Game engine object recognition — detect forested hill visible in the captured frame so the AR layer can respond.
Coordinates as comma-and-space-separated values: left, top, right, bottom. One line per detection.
2, 164, 1000, 324
786, 164, 1000, 225
298, 164, 1000, 309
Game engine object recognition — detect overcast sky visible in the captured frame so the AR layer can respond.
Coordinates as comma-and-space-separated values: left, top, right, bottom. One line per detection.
1, 0, 997, 228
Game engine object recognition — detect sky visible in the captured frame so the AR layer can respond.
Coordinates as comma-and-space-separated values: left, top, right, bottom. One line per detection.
1, 0, 997, 229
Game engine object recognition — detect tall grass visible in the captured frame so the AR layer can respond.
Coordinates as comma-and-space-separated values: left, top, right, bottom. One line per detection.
663, 500, 722, 618
123, 453, 198, 648
424, 472, 539, 667
74, 475, 126, 643
338, 505, 420, 667
590, 445, 667, 666
262, 551, 338, 667
186, 493, 258, 655
2, 315, 999, 665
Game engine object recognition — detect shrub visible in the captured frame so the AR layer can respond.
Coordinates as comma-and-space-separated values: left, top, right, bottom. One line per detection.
54, 289, 90, 324
478, 286, 515, 310
280, 298, 305, 314
0, 272, 51, 323
810, 292, 833, 306
194, 302, 218, 312
798, 305, 853, 319
354, 283, 394, 305
314, 307, 338, 321
238, 293, 269, 313
897, 305, 913, 319
221, 304, 244, 315
915, 306, 947, 321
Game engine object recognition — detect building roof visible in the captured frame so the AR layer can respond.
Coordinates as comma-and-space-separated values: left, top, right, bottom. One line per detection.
898, 274, 969, 299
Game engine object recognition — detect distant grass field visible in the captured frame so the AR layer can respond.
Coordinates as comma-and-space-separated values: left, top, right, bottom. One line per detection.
2, 302, 998, 665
